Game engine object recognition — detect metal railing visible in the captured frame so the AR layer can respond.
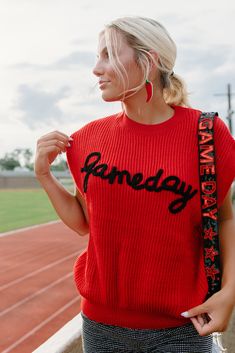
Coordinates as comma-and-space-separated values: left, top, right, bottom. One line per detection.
32, 313, 83, 353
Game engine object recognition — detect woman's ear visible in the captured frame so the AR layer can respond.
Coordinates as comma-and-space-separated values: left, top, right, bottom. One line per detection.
148, 49, 159, 68
147, 50, 160, 81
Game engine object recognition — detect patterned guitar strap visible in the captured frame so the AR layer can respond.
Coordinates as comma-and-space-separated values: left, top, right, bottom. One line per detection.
198, 112, 227, 352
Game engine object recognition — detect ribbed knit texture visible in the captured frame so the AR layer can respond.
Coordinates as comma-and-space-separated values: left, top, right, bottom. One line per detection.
66, 104, 235, 329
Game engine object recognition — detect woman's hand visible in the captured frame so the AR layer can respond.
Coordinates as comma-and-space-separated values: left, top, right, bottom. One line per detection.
181, 287, 234, 336
34, 130, 72, 179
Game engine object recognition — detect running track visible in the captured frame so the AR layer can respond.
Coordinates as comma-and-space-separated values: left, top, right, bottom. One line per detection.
0, 221, 88, 353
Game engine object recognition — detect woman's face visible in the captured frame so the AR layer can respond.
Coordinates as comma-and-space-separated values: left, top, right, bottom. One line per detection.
92, 31, 143, 102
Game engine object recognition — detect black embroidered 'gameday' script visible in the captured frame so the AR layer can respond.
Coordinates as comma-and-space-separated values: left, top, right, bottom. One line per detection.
80, 152, 198, 214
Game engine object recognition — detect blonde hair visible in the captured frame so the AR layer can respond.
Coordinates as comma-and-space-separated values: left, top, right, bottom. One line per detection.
103, 16, 190, 107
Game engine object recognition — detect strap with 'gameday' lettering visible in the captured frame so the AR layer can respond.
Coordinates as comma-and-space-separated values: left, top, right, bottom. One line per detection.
198, 112, 221, 299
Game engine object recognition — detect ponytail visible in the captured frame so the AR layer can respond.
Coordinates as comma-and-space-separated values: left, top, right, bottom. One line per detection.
163, 73, 191, 107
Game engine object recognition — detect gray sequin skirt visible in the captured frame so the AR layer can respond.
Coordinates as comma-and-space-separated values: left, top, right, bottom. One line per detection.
81, 311, 213, 353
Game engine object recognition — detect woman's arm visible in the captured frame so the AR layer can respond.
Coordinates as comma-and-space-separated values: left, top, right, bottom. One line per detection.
37, 173, 89, 236
75, 187, 89, 227
34, 130, 89, 237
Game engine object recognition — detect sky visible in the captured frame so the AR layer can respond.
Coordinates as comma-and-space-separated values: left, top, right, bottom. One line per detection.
0, 0, 235, 160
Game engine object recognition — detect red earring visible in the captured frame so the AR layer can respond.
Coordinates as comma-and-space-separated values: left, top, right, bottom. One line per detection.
145, 79, 153, 102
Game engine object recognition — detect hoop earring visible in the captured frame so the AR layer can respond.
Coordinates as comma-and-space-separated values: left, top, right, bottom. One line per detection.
145, 79, 153, 103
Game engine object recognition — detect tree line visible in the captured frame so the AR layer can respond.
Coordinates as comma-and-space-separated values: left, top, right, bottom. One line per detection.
0, 148, 68, 171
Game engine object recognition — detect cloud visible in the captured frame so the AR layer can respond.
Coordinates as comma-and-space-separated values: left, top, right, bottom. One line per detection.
16, 84, 71, 128
173, 43, 235, 120
10, 62, 39, 70
177, 44, 231, 72
10, 50, 95, 71
14, 83, 117, 130
54, 51, 96, 69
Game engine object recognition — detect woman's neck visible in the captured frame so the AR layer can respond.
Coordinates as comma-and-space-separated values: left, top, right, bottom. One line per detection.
121, 88, 174, 125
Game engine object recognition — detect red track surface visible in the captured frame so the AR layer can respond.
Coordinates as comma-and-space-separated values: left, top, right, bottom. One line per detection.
0, 221, 88, 353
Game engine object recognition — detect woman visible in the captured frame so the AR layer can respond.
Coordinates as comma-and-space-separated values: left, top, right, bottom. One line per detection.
34, 16, 235, 353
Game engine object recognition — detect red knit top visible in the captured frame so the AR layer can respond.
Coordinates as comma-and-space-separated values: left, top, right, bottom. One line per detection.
66, 105, 235, 329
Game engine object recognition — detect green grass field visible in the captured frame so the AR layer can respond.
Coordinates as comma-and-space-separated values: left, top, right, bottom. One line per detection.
0, 189, 60, 233
1, 184, 234, 233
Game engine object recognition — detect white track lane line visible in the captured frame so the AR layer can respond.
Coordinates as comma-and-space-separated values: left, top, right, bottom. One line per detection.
0, 220, 61, 238
1, 295, 81, 353
0, 249, 83, 292
0, 272, 73, 317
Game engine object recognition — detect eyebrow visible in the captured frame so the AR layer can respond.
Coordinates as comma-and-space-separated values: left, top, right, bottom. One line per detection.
96, 46, 108, 57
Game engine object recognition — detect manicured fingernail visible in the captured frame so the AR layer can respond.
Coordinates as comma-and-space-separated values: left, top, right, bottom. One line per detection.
67, 142, 71, 147
69, 137, 73, 141
181, 311, 189, 318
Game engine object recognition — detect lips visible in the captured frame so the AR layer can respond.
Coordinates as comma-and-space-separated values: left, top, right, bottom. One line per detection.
99, 80, 110, 84
99, 80, 111, 89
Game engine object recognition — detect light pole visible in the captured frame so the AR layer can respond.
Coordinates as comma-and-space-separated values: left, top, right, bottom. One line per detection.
214, 83, 234, 135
